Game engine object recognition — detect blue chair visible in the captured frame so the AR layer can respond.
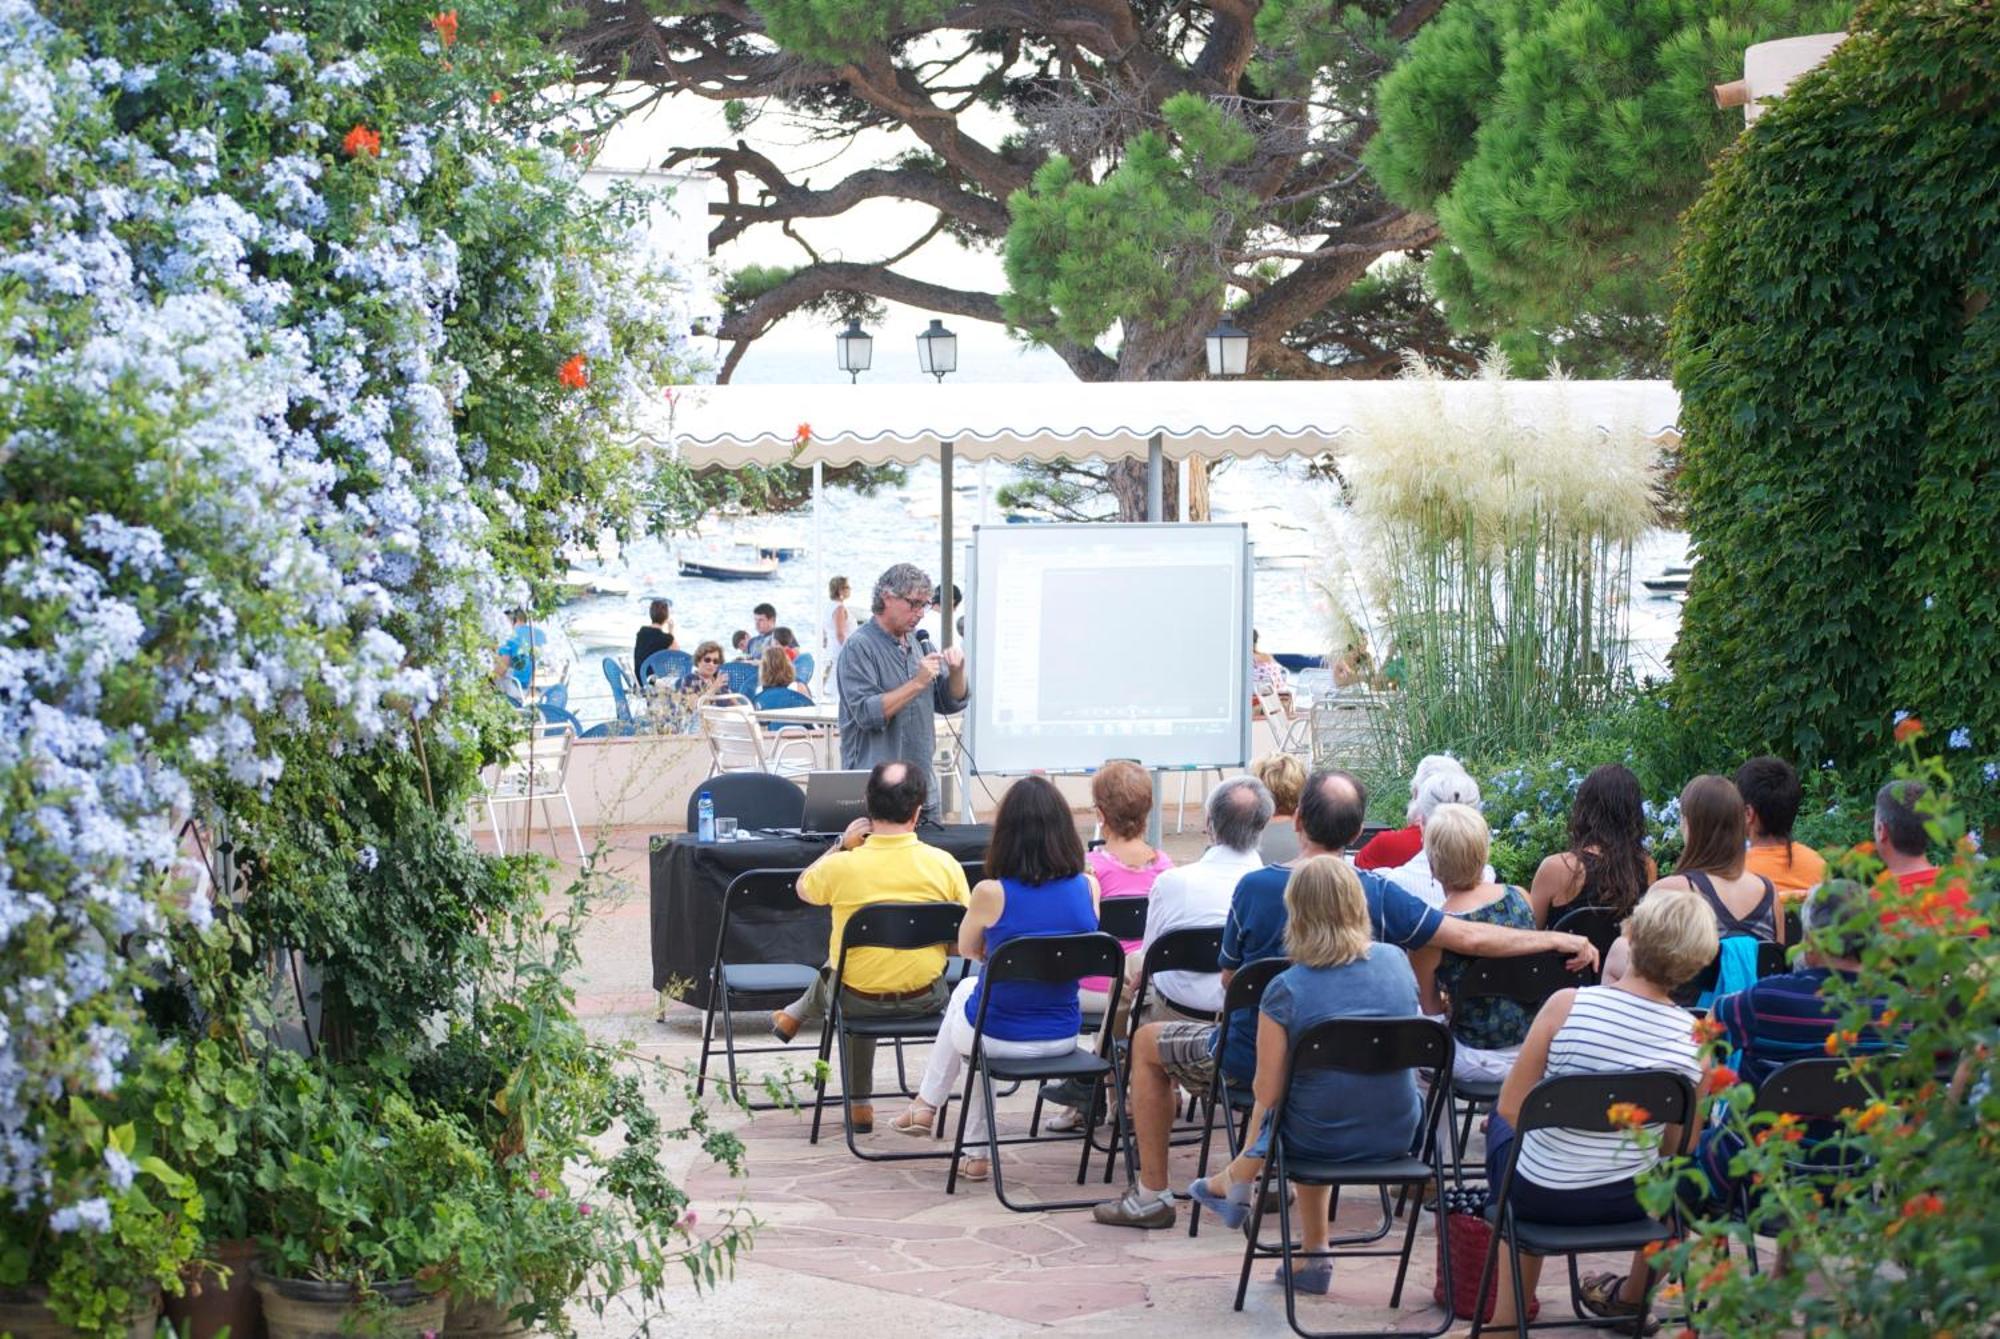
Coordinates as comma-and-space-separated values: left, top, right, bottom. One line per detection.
539, 682, 569, 711
753, 686, 815, 713
719, 661, 760, 697
640, 648, 694, 686
601, 657, 637, 724
794, 652, 816, 684
534, 703, 583, 735
579, 720, 640, 739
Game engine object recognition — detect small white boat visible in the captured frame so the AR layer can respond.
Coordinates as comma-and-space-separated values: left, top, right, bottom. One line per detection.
679, 549, 779, 582
559, 567, 632, 598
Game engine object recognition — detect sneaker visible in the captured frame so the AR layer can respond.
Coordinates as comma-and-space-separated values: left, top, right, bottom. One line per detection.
1093, 1186, 1177, 1230
1274, 1258, 1334, 1295
771, 1010, 800, 1043
1186, 1176, 1250, 1229
1046, 1105, 1087, 1133
1042, 1077, 1097, 1109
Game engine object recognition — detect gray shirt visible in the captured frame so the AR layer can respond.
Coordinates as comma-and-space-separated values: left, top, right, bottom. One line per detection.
836, 616, 967, 815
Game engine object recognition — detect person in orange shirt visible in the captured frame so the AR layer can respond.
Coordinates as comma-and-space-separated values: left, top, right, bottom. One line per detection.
1736, 755, 1827, 900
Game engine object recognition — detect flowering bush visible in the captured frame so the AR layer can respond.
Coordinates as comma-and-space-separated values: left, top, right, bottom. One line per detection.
1637, 743, 1998, 1335
1, 0, 695, 1322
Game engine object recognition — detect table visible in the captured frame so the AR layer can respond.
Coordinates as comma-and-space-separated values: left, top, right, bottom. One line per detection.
752, 702, 839, 765
650, 825, 993, 1007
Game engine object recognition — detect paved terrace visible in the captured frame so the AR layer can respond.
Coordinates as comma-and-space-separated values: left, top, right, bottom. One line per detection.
554, 822, 1636, 1337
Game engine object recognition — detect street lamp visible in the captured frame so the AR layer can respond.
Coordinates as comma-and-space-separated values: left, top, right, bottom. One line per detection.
1205, 316, 1250, 378
834, 317, 873, 383
916, 318, 958, 382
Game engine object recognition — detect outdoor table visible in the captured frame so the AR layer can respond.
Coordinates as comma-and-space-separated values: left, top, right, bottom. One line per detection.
751, 702, 839, 766
650, 824, 992, 1009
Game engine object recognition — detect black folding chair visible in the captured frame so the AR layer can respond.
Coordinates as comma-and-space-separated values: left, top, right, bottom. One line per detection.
1189, 956, 1289, 1237
694, 868, 822, 1106
1550, 906, 1621, 985
1234, 1017, 1459, 1339
1443, 952, 1577, 1186
1782, 904, 1803, 946
1671, 953, 1722, 1010
808, 901, 966, 1159
1086, 926, 1223, 1177
946, 931, 1127, 1211
1096, 894, 1151, 942
1470, 1069, 1697, 1339
685, 771, 806, 831
1732, 1057, 1873, 1273
1754, 940, 1790, 979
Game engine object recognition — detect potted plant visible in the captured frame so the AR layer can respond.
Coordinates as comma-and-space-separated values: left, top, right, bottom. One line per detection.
248, 1056, 494, 1338
0, 1068, 202, 1339
152, 1037, 269, 1339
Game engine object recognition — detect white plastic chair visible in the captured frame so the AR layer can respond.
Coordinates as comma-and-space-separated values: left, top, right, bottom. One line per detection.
1255, 683, 1312, 759
699, 700, 816, 779
482, 724, 585, 858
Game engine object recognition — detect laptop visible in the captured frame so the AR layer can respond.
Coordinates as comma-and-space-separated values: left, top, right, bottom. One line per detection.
762, 770, 870, 839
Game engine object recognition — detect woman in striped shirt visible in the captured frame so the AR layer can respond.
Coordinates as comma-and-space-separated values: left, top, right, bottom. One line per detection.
1480, 886, 1717, 1333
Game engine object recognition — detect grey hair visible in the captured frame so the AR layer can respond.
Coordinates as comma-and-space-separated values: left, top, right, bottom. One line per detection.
1207, 776, 1275, 853
1406, 754, 1466, 823
872, 562, 934, 614
1410, 764, 1481, 823
1803, 878, 1870, 961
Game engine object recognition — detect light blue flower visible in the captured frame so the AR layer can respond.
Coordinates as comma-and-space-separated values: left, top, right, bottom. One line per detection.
1984, 763, 2000, 784
1947, 727, 1971, 750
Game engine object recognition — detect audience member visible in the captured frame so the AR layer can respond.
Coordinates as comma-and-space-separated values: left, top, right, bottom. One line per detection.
773, 625, 801, 661
1181, 857, 1425, 1294
1047, 761, 1173, 1133
1354, 754, 1462, 870
1737, 755, 1827, 899
1253, 753, 1307, 864
770, 763, 969, 1132
1697, 879, 1897, 1207
730, 629, 750, 656
1874, 779, 1938, 892
1251, 629, 1289, 698
753, 644, 813, 709
892, 776, 1098, 1181
633, 598, 676, 681
745, 603, 778, 658
822, 575, 853, 690
1409, 804, 1537, 1082
676, 640, 727, 698
1094, 771, 1600, 1229
492, 608, 543, 697
1131, 777, 1273, 1020
1381, 762, 1490, 908
1480, 886, 1716, 1332
1530, 763, 1657, 926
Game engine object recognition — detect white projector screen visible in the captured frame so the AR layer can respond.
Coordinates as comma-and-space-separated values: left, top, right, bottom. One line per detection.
966, 522, 1252, 774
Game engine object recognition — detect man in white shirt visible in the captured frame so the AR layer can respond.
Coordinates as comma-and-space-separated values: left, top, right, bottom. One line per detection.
1133, 776, 1274, 1016
1383, 763, 1492, 908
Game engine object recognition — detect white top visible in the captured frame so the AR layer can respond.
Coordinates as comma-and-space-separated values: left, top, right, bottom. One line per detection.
1383, 848, 1495, 910
1140, 844, 1265, 1013
821, 598, 850, 652
1515, 986, 1703, 1189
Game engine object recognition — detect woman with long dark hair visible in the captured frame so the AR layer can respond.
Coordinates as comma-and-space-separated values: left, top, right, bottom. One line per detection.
1529, 764, 1656, 926
892, 775, 1100, 1181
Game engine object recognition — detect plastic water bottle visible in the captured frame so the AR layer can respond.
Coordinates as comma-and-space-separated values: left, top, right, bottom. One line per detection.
696, 790, 716, 843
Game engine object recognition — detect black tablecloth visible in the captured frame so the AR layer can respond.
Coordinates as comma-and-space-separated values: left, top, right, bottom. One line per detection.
650, 825, 992, 1006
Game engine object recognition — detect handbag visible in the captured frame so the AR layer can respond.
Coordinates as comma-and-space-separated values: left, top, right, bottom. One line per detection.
1433, 1186, 1540, 1322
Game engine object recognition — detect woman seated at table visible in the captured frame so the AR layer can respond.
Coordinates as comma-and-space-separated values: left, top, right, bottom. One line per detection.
1407, 803, 1537, 1082
676, 641, 730, 700
892, 775, 1100, 1181
1480, 885, 1715, 1331
753, 644, 814, 709
1184, 855, 1425, 1295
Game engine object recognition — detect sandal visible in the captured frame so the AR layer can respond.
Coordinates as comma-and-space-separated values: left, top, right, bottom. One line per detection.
957, 1156, 991, 1182
1578, 1274, 1661, 1335
890, 1102, 941, 1138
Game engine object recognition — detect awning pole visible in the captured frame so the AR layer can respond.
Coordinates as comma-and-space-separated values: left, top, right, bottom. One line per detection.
1147, 432, 1163, 523
940, 441, 955, 649
811, 459, 824, 654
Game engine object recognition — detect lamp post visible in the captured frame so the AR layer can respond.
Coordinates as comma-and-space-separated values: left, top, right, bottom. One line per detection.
835, 317, 873, 383
1205, 316, 1250, 379
916, 318, 957, 383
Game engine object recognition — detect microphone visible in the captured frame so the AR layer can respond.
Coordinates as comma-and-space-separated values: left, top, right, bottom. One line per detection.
914, 629, 934, 657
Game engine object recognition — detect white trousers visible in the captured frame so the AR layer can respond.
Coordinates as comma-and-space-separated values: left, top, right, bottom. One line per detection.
918, 977, 1079, 1146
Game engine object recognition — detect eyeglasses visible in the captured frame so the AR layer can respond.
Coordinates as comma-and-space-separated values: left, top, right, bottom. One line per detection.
895, 593, 932, 613
700, 656, 720, 665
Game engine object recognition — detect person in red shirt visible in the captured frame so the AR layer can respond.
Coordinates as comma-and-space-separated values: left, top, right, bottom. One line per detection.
1875, 779, 1938, 892
1354, 754, 1458, 867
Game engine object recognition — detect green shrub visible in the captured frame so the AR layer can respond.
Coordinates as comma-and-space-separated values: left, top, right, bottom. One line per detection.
1669, 0, 2000, 766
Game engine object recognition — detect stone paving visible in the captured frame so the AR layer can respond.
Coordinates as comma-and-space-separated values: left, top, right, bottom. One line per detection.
553, 822, 1638, 1337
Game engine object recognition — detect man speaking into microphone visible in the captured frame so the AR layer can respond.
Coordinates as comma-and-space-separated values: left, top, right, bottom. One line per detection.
835, 563, 969, 820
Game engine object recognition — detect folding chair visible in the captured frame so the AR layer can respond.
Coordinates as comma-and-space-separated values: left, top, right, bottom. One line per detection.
1672, 953, 1722, 1011
685, 771, 807, 832
1080, 895, 1151, 1035
1550, 906, 1621, 985
1256, 683, 1312, 759
946, 931, 1127, 1211
1087, 926, 1223, 1174
1442, 952, 1577, 1186
1470, 1070, 1697, 1339
1235, 1017, 1459, 1339
481, 725, 585, 859
808, 901, 966, 1160
1189, 956, 1290, 1237
1754, 940, 1790, 979
1731, 1057, 1872, 1274
694, 868, 824, 1106
699, 700, 815, 778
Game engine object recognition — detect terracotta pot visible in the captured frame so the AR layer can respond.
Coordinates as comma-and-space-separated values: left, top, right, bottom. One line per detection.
162, 1239, 262, 1339
249, 1271, 444, 1339
441, 1296, 528, 1339
0, 1287, 159, 1339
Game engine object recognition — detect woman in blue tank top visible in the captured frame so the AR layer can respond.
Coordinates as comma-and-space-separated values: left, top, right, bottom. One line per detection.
892, 776, 1100, 1180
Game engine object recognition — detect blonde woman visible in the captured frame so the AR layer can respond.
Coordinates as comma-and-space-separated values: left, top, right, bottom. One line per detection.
1184, 855, 1424, 1294
1407, 804, 1538, 1082
1252, 753, 1307, 864
1478, 886, 1714, 1331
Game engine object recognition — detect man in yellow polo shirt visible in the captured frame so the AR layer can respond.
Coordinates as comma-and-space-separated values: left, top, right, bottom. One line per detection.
772, 761, 969, 1132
